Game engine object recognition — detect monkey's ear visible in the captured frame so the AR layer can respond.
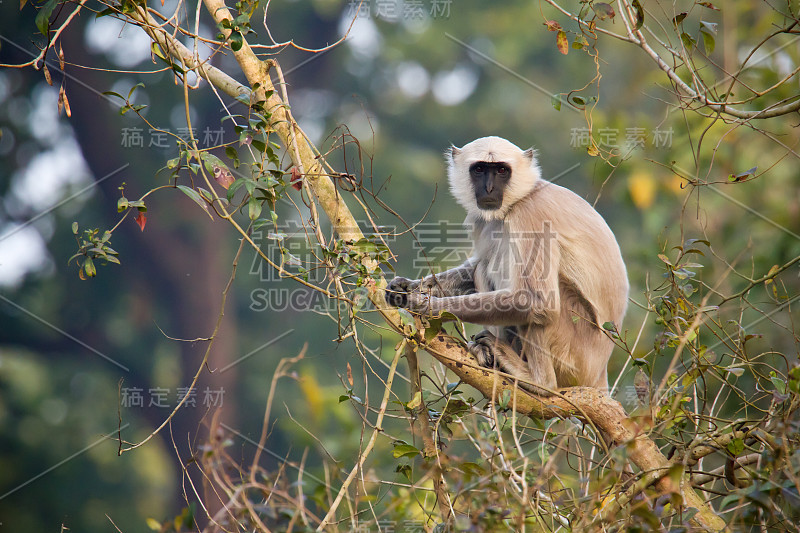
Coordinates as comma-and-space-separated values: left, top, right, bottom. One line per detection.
446, 145, 461, 161
522, 148, 536, 161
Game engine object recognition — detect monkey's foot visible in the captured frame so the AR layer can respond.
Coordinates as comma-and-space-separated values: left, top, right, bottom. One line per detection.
468, 330, 556, 397
468, 330, 499, 368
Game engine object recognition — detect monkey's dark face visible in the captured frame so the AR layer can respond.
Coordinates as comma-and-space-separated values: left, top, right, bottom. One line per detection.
469, 162, 511, 210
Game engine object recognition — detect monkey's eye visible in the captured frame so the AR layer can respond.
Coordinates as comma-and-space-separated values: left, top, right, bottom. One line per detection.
474, 164, 484, 173
497, 166, 508, 174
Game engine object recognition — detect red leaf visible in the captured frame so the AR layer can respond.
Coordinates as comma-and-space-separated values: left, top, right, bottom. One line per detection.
134, 211, 147, 231
556, 31, 569, 55
544, 20, 561, 32
290, 166, 303, 191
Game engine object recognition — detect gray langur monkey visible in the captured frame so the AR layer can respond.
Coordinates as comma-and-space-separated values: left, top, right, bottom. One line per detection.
385, 136, 629, 396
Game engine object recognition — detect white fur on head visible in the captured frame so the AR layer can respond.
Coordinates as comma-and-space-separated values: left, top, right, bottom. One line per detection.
446, 136, 541, 221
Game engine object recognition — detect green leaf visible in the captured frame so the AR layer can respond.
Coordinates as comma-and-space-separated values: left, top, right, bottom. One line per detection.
498, 389, 511, 409
726, 437, 744, 456
83, 256, 96, 278
770, 371, 787, 395
117, 197, 129, 212
397, 309, 417, 333
672, 12, 687, 26
681, 32, 696, 50
248, 195, 262, 220
126, 82, 145, 100
35, 0, 60, 36
700, 22, 716, 54
150, 42, 167, 61
71, 222, 78, 234
230, 31, 243, 52
395, 464, 412, 481
392, 443, 421, 459
176, 185, 210, 214
551, 94, 562, 111
406, 391, 422, 410
424, 317, 442, 341
101, 90, 124, 100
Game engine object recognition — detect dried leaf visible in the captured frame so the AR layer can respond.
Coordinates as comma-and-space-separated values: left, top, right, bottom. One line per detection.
213, 165, 235, 189
672, 12, 687, 26
544, 20, 561, 32
58, 85, 71, 117
43, 64, 52, 85
556, 30, 569, 55
346, 362, 353, 387
290, 166, 303, 191
634, 369, 650, 404
592, 2, 615, 20
728, 166, 757, 182
697, 2, 720, 10
58, 43, 65, 70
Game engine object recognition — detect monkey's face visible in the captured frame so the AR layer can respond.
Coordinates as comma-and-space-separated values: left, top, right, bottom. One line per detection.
469, 161, 511, 211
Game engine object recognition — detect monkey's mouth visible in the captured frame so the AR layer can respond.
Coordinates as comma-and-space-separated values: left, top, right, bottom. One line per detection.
476, 198, 502, 210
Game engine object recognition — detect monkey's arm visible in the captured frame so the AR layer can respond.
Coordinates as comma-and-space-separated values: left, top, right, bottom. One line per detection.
385, 258, 477, 308
408, 289, 557, 326
397, 234, 561, 326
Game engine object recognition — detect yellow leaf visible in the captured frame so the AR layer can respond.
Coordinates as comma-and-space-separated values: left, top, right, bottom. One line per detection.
556, 31, 569, 55
299, 369, 324, 422
628, 171, 656, 209
407, 391, 422, 410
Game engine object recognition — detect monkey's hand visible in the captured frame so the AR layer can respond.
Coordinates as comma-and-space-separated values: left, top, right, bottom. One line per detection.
384, 276, 419, 309
385, 276, 436, 315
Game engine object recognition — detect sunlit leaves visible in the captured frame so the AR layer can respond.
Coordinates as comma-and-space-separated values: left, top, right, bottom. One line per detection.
391, 442, 420, 459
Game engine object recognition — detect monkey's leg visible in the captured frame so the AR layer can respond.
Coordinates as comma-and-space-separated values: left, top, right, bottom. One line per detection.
468, 330, 557, 397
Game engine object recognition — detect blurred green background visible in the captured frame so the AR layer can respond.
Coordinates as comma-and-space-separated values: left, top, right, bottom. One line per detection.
1, 0, 799, 530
